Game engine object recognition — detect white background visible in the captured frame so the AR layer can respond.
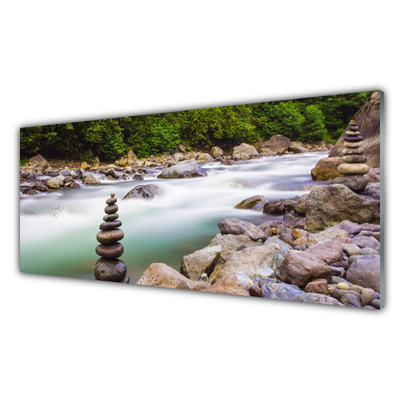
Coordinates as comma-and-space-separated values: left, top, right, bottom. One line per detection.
2, 1, 398, 399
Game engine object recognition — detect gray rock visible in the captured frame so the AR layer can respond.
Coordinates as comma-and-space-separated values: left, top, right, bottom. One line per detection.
197, 153, 214, 163
294, 194, 308, 215
371, 299, 381, 309
29, 154, 49, 170
330, 176, 368, 193
95, 243, 124, 259
210, 146, 223, 158
362, 183, 380, 200
342, 243, 362, 256
209, 233, 261, 263
295, 293, 344, 306
82, 173, 100, 185
307, 228, 349, 246
96, 228, 124, 245
305, 239, 343, 264
32, 182, 48, 192
346, 255, 380, 292
46, 177, 64, 189
341, 294, 364, 307
259, 278, 303, 301
305, 184, 380, 232
330, 266, 346, 277
158, 159, 207, 179
263, 199, 295, 215
350, 235, 380, 253
258, 221, 289, 237
209, 242, 280, 282
218, 218, 266, 242
361, 248, 379, 256
311, 157, 344, 181
123, 184, 160, 200
260, 135, 290, 154
361, 288, 376, 306
180, 245, 222, 281
289, 141, 308, 153
232, 143, 259, 160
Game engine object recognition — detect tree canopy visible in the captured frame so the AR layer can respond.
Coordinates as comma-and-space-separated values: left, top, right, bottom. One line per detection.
20, 91, 374, 161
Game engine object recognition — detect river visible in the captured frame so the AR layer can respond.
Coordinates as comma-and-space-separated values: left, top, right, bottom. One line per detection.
20, 151, 328, 283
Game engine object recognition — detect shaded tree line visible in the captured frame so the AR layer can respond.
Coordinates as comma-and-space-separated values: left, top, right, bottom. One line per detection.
20, 91, 373, 161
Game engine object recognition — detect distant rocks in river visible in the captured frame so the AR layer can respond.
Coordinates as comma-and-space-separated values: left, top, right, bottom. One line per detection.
259, 134, 290, 155
157, 159, 207, 179
232, 143, 259, 160
94, 193, 128, 283
123, 184, 160, 200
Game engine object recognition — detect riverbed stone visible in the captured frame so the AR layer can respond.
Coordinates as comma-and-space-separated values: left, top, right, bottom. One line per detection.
96, 228, 124, 245
235, 195, 267, 210
289, 141, 308, 153
305, 278, 330, 295
136, 263, 210, 290
258, 221, 289, 237
295, 293, 344, 306
305, 239, 343, 264
263, 199, 295, 215
259, 278, 303, 301
307, 228, 349, 246
209, 233, 261, 263
82, 173, 100, 185
210, 146, 223, 158
33, 181, 48, 192
342, 243, 362, 256
46, 177, 63, 189
197, 153, 214, 163
218, 218, 266, 242
337, 163, 370, 175
103, 213, 119, 222
305, 184, 380, 232
341, 294, 364, 307
346, 255, 380, 292
180, 245, 222, 281
210, 242, 279, 282
158, 159, 207, 179
277, 251, 332, 287
94, 258, 127, 282
232, 143, 259, 160
330, 176, 368, 193
105, 204, 118, 214
371, 299, 381, 309
294, 194, 308, 215
95, 243, 124, 259
123, 184, 160, 200
350, 235, 380, 253
203, 273, 250, 296
361, 288, 376, 306
29, 154, 49, 170
260, 135, 290, 154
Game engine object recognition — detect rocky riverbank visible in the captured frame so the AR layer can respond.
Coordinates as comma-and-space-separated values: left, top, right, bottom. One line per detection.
20, 137, 331, 196
135, 166, 381, 309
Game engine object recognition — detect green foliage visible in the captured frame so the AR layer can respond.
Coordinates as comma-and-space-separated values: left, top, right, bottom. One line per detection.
20, 157, 28, 166
19, 91, 375, 160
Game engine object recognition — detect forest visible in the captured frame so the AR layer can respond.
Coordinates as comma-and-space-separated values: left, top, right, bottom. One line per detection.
20, 91, 373, 162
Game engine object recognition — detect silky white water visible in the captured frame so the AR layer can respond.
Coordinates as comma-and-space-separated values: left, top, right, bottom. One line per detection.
20, 151, 328, 282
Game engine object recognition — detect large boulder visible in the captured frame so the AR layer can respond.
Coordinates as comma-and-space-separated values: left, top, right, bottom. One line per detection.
29, 154, 49, 170
232, 143, 259, 160
311, 157, 344, 181
276, 251, 332, 287
136, 263, 210, 290
259, 135, 290, 154
209, 234, 262, 263
123, 184, 160, 200
81, 173, 100, 185
305, 184, 380, 232
180, 245, 222, 281
288, 141, 309, 153
330, 176, 368, 193
218, 218, 266, 242
197, 153, 215, 163
329, 91, 381, 168
305, 239, 343, 264
346, 255, 380, 292
157, 159, 207, 179
203, 274, 250, 296
210, 242, 280, 282
235, 195, 267, 210
210, 146, 224, 158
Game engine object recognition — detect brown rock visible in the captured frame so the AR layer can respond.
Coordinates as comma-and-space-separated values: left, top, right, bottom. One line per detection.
95, 243, 124, 259
96, 228, 124, 245
136, 263, 210, 290
203, 274, 250, 296
305, 239, 343, 264
277, 251, 332, 287
305, 279, 330, 295
311, 157, 344, 181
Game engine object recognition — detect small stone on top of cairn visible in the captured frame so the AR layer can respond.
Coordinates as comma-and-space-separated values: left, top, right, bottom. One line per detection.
337, 120, 370, 176
94, 193, 129, 283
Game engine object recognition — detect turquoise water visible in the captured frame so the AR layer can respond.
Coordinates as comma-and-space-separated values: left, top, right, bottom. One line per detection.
20, 151, 328, 283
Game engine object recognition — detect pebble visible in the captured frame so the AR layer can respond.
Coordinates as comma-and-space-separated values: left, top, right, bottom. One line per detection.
341, 293, 363, 308
96, 243, 124, 259
94, 258, 127, 282
99, 220, 122, 230
361, 288, 376, 306
105, 204, 118, 214
103, 213, 119, 222
337, 282, 350, 290
96, 228, 124, 245
371, 299, 381, 309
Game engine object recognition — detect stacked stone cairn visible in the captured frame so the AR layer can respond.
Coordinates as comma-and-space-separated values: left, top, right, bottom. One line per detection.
337, 120, 370, 176
94, 193, 129, 283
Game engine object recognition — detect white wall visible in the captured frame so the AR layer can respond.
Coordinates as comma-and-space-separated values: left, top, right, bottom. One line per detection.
3, 1, 397, 399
